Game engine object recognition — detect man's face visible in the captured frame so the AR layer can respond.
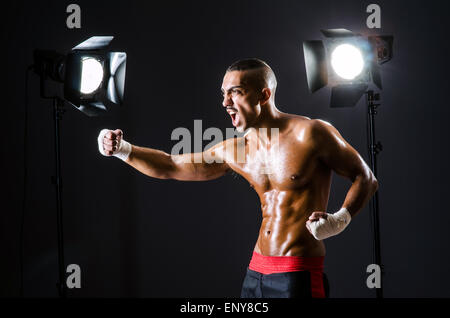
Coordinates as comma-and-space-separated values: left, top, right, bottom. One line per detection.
221, 70, 263, 133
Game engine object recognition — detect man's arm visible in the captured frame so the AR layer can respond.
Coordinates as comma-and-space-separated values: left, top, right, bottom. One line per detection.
125, 142, 230, 181
100, 129, 230, 181
305, 119, 378, 240
311, 119, 378, 217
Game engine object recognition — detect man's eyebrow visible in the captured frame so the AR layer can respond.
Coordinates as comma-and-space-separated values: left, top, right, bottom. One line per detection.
221, 85, 245, 93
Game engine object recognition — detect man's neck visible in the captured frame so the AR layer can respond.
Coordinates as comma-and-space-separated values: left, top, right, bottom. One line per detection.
248, 103, 285, 142
254, 102, 283, 128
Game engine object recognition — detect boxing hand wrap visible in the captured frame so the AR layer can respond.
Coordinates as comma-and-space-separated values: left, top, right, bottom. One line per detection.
97, 129, 132, 161
308, 207, 352, 240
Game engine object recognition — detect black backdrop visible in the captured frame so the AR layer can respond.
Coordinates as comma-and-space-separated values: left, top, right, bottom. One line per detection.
2, 0, 449, 297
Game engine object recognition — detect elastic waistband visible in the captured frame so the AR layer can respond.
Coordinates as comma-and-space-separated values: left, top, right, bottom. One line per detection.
249, 251, 324, 275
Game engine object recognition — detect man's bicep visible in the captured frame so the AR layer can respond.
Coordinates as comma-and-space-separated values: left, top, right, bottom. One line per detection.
313, 120, 370, 181
169, 141, 229, 181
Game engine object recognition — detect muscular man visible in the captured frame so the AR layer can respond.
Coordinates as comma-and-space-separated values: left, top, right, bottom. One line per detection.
98, 58, 378, 298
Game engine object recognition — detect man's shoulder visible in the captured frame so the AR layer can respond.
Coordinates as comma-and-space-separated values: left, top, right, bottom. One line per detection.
283, 116, 343, 154
282, 112, 311, 122
286, 115, 334, 135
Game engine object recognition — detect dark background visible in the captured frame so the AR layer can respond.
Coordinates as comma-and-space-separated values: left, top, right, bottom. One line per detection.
1, 0, 449, 297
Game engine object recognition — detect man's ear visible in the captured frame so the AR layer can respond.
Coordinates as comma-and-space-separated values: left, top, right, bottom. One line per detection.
260, 88, 272, 105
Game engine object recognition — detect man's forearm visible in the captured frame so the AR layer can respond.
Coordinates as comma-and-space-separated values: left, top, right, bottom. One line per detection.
342, 174, 378, 217
124, 145, 174, 179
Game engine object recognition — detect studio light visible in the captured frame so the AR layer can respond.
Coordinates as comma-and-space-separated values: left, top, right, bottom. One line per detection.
33, 36, 127, 116
303, 28, 393, 107
29, 36, 127, 297
302, 29, 394, 299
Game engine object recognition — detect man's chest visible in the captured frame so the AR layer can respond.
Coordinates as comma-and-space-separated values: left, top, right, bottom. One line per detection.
229, 136, 320, 191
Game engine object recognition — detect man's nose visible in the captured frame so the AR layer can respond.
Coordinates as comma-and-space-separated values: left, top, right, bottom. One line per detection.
222, 93, 233, 107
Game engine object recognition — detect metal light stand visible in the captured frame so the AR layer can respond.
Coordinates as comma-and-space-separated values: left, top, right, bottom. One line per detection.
366, 90, 383, 299
52, 97, 67, 298
40, 74, 67, 298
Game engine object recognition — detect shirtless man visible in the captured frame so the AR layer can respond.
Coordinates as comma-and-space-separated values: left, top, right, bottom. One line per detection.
97, 58, 378, 298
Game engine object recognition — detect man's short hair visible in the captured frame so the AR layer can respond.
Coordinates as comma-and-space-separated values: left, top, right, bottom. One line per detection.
227, 58, 271, 73
226, 58, 277, 95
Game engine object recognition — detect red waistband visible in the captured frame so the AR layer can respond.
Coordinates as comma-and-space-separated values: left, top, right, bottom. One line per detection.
249, 251, 324, 275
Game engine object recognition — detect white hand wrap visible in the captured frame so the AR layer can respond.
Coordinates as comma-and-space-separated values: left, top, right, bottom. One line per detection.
97, 129, 132, 161
308, 207, 352, 240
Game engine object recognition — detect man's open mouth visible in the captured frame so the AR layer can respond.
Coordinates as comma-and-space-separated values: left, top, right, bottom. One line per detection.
228, 110, 239, 127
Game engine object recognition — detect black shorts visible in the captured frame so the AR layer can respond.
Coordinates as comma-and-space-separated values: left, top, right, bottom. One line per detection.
240, 267, 330, 298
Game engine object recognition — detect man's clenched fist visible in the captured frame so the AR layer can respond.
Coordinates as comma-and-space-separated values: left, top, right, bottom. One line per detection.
97, 128, 132, 161
306, 207, 352, 241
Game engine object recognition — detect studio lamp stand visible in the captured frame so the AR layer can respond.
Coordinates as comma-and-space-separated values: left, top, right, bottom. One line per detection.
52, 97, 67, 298
31, 38, 126, 297
40, 74, 67, 298
366, 90, 383, 299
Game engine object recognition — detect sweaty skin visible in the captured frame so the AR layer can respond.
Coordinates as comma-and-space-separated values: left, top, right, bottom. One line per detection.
104, 70, 378, 257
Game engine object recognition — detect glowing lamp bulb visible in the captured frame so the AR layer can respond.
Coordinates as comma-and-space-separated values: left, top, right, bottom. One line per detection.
331, 44, 364, 80
80, 58, 103, 94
